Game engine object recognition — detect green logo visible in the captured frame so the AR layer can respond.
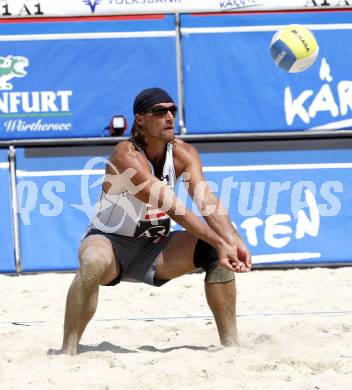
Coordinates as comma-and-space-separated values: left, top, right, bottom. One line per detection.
0, 55, 29, 90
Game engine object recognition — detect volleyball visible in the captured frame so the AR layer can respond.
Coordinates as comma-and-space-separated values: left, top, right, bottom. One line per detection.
270, 24, 319, 73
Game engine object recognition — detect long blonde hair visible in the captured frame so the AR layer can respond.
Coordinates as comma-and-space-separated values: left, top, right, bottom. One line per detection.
130, 117, 146, 148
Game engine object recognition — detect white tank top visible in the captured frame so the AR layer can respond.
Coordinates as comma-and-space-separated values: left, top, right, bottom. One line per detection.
89, 140, 176, 238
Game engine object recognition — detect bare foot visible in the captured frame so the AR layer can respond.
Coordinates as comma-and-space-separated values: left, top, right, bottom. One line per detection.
47, 347, 77, 356
220, 336, 240, 347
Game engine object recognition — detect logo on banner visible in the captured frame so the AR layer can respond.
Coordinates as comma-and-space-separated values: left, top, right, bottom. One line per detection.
0, 1, 44, 17
284, 57, 352, 130
304, 1, 351, 8
0, 54, 73, 135
82, 0, 103, 13
0, 56, 29, 90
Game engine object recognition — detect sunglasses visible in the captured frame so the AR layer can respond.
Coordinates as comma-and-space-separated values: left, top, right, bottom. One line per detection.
142, 105, 178, 118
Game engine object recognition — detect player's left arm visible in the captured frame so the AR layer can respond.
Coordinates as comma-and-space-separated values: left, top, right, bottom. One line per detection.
179, 143, 252, 271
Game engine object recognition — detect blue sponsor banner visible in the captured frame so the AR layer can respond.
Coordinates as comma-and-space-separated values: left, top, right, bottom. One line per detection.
0, 16, 178, 140
172, 142, 352, 266
181, 11, 352, 134
16, 146, 111, 272
0, 149, 15, 272
14, 141, 352, 271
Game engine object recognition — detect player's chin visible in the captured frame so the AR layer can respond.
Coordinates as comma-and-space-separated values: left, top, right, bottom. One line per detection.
163, 128, 175, 140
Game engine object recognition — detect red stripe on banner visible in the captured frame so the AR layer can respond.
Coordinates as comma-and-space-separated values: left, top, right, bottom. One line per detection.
0, 14, 166, 24
191, 8, 352, 17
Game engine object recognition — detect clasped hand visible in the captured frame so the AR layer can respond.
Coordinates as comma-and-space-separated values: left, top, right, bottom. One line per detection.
216, 240, 252, 273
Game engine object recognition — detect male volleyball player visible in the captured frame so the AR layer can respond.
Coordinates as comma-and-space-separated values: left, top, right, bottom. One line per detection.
59, 87, 251, 355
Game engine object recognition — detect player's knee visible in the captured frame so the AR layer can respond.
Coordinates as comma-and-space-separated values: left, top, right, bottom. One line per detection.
79, 245, 111, 276
193, 239, 235, 283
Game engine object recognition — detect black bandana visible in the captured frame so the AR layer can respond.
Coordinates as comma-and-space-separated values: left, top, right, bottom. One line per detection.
133, 87, 175, 115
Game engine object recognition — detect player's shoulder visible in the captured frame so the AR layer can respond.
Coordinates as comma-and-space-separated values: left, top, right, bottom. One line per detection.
111, 140, 136, 160
173, 139, 199, 160
111, 140, 146, 169
172, 139, 202, 173
114, 139, 137, 153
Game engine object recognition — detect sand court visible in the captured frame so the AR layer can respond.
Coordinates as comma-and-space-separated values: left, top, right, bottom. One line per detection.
1, 267, 351, 389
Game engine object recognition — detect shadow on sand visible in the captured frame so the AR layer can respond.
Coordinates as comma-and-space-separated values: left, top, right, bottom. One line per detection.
48, 342, 221, 355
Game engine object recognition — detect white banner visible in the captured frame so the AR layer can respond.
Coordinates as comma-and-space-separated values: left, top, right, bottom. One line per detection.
1, 0, 352, 18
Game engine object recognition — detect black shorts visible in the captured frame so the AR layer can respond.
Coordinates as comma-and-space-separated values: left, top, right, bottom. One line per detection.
84, 229, 176, 287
